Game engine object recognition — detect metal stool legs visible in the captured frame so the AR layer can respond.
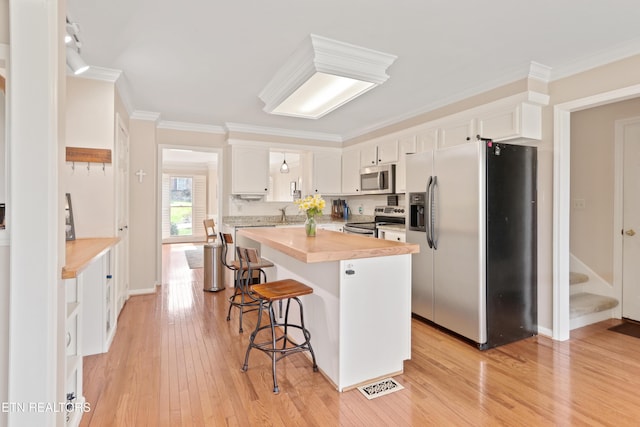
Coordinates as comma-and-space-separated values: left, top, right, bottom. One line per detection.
242, 296, 318, 393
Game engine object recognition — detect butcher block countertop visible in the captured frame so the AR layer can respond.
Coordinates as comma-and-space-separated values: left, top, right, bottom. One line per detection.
62, 237, 120, 279
238, 227, 419, 263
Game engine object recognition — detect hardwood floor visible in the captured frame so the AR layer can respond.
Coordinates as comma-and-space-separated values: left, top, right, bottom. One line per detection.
80, 243, 640, 426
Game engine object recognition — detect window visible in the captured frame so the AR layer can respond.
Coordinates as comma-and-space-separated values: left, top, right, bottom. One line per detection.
170, 176, 193, 236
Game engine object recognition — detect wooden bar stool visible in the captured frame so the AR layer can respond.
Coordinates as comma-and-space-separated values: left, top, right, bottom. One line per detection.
226, 244, 274, 333
241, 279, 318, 393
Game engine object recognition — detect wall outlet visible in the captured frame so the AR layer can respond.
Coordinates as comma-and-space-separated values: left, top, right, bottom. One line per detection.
573, 198, 586, 210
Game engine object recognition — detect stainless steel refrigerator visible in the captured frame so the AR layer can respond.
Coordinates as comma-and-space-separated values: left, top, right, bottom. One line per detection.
406, 140, 537, 349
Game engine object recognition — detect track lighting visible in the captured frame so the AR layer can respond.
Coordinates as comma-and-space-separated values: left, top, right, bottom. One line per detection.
65, 17, 89, 75
66, 47, 89, 75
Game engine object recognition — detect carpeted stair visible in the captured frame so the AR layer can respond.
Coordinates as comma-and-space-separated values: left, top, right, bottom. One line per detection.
569, 270, 619, 321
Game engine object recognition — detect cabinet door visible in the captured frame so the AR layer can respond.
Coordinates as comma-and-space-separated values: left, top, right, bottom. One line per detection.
382, 230, 406, 242
439, 119, 475, 148
360, 144, 378, 167
476, 103, 541, 141
395, 136, 417, 193
312, 151, 342, 195
416, 128, 438, 152
342, 149, 360, 194
377, 139, 399, 164
231, 145, 269, 194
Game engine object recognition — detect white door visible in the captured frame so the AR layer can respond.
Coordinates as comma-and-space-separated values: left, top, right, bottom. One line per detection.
622, 119, 640, 320
115, 115, 130, 315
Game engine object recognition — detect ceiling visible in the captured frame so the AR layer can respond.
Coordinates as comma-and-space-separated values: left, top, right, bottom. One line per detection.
66, 0, 640, 141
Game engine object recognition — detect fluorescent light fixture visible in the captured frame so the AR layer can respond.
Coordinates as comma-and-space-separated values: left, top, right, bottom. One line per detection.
66, 47, 89, 75
259, 34, 397, 119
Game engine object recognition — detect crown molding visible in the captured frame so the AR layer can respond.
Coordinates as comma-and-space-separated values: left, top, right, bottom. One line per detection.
550, 36, 640, 81
225, 122, 342, 143
76, 66, 122, 82
158, 120, 226, 134
528, 61, 552, 83
131, 110, 161, 122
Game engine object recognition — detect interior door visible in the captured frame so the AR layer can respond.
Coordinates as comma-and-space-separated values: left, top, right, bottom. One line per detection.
115, 115, 130, 315
622, 119, 640, 320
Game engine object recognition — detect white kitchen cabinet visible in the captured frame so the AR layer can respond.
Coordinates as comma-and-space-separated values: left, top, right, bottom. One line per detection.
64, 277, 84, 427
318, 223, 344, 232
82, 249, 117, 356
360, 143, 378, 167
231, 145, 269, 195
359, 139, 398, 168
416, 128, 438, 153
341, 148, 360, 194
379, 229, 406, 242
438, 119, 475, 148
311, 151, 342, 195
476, 102, 542, 141
395, 135, 417, 193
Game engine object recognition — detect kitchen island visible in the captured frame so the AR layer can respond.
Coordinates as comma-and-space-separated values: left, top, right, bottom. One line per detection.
237, 227, 419, 391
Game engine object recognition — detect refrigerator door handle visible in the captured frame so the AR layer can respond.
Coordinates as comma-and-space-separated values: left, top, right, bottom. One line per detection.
431, 176, 438, 250
426, 176, 434, 248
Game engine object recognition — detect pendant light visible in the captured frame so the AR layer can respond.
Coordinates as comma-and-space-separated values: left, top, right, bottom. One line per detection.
280, 153, 290, 173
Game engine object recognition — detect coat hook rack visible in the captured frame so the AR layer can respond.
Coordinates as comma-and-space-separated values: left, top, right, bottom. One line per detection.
66, 147, 112, 175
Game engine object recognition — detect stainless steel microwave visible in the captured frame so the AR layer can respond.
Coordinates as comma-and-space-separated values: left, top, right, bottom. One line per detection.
360, 164, 395, 195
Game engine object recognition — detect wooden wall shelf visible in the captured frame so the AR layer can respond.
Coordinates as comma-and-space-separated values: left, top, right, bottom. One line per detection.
66, 147, 112, 164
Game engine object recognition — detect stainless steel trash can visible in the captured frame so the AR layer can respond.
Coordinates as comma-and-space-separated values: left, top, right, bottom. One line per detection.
203, 242, 225, 292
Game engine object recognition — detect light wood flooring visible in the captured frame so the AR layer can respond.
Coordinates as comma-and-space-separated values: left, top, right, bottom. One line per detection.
80, 243, 640, 426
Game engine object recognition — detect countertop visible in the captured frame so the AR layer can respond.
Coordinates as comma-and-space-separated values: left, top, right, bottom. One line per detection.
223, 214, 371, 228
237, 227, 418, 263
62, 237, 120, 279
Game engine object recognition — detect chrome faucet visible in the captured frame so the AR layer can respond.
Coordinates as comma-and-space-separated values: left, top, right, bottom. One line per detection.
279, 206, 287, 223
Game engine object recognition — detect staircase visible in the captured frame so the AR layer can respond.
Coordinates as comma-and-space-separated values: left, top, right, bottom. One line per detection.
569, 270, 619, 330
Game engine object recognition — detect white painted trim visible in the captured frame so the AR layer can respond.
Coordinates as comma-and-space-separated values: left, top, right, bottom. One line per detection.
131, 110, 161, 122
158, 120, 226, 134
157, 144, 224, 286
77, 66, 122, 82
553, 84, 640, 341
128, 287, 157, 296
225, 122, 343, 143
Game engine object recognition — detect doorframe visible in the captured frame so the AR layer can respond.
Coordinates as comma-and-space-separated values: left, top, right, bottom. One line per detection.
553, 84, 640, 341
156, 144, 224, 282
613, 116, 640, 318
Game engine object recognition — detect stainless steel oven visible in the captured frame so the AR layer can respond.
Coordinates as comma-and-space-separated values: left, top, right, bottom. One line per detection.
344, 205, 406, 237
343, 222, 376, 237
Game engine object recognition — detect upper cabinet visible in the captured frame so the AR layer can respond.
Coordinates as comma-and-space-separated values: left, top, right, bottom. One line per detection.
360, 139, 398, 167
476, 102, 542, 141
311, 151, 342, 195
438, 118, 475, 148
342, 148, 360, 195
231, 144, 269, 195
395, 135, 417, 194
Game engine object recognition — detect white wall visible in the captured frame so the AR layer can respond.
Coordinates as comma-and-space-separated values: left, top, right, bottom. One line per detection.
64, 77, 116, 237
570, 97, 640, 283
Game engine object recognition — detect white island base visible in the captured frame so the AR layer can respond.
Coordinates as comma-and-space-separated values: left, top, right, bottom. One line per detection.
257, 245, 412, 392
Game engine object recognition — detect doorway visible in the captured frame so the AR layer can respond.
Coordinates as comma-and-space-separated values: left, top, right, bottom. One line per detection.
554, 83, 640, 341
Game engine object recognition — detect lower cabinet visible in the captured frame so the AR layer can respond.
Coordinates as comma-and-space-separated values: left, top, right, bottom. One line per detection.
82, 249, 116, 356
64, 244, 117, 426
64, 278, 84, 427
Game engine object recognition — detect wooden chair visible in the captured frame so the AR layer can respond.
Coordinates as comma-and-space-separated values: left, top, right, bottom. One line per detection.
203, 219, 216, 242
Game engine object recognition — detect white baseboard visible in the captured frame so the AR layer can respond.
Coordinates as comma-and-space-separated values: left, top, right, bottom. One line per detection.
570, 308, 618, 330
537, 326, 553, 338
128, 286, 157, 296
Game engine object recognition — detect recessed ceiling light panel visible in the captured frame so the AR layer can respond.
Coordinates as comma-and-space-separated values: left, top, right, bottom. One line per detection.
259, 34, 397, 119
